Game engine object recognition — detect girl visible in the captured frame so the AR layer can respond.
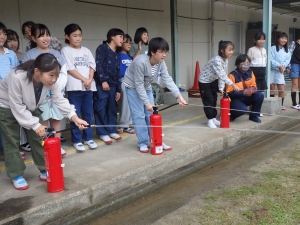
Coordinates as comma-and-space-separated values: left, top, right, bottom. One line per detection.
270, 32, 291, 110
21, 21, 62, 52
22, 24, 67, 156
288, 36, 300, 109
117, 34, 135, 134
61, 23, 97, 151
247, 31, 267, 94
199, 40, 240, 129
94, 28, 124, 144
123, 37, 186, 152
225, 54, 264, 122
0, 53, 88, 190
4, 29, 23, 62
129, 27, 149, 58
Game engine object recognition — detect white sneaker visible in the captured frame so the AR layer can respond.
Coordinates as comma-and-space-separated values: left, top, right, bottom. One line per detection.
61, 148, 66, 157
212, 118, 220, 126
207, 119, 217, 128
162, 143, 172, 150
291, 105, 300, 110
84, 140, 98, 149
73, 143, 86, 151
100, 135, 112, 145
109, 133, 122, 141
139, 145, 149, 153
259, 113, 264, 117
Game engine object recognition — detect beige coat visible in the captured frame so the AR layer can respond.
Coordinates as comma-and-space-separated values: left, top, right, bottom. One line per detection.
0, 69, 76, 130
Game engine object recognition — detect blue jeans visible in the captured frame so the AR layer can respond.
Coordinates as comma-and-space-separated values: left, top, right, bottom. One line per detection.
125, 87, 154, 147
289, 63, 300, 79
93, 85, 117, 135
68, 91, 93, 143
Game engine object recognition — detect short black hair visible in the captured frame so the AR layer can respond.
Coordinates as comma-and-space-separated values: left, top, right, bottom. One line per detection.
30, 24, 51, 49
218, 40, 234, 57
147, 37, 169, 56
64, 23, 82, 44
0, 22, 7, 33
235, 54, 251, 67
106, 28, 124, 44
134, 27, 148, 45
5, 29, 20, 50
21, 21, 35, 35
275, 32, 288, 53
254, 31, 266, 46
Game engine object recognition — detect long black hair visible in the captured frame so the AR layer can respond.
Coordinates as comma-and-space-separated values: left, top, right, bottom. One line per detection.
30, 24, 51, 49
218, 40, 234, 58
275, 32, 288, 53
16, 53, 61, 83
134, 27, 148, 45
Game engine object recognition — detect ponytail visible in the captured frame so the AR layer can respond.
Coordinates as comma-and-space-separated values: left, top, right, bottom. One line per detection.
218, 40, 234, 58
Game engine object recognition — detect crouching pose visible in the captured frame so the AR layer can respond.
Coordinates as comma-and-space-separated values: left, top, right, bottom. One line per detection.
123, 37, 186, 153
225, 54, 264, 123
0, 53, 88, 190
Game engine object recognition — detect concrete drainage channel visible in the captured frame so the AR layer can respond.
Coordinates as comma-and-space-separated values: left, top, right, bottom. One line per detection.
46, 118, 300, 225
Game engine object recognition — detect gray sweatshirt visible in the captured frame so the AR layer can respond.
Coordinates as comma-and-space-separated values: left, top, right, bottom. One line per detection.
123, 54, 180, 105
0, 69, 76, 130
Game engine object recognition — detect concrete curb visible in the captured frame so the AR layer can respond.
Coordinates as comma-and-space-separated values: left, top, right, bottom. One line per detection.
2, 110, 300, 225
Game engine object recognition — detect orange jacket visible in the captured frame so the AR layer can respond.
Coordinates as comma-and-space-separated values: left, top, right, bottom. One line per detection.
225, 69, 257, 93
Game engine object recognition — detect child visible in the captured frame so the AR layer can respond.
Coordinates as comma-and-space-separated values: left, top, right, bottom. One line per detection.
22, 24, 67, 156
21, 21, 62, 52
4, 29, 23, 62
94, 28, 124, 144
199, 40, 240, 128
123, 37, 187, 152
116, 34, 135, 134
61, 23, 97, 151
270, 32, 291, 110
225, 54, 264, 122
288, 36, 300, 109
0, 53, 88, 190
129, 27, 149, 58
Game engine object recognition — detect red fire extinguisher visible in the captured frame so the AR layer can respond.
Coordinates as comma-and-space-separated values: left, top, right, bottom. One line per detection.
42, 134, 65, 193
150, 106, 163, 155
220, 92, 231, 128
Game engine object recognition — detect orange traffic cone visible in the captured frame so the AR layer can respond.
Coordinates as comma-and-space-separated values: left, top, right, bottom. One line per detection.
188, 61, 201, 98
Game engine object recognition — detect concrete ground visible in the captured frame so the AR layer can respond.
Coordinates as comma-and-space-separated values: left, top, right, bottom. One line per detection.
1, 85, 300, 225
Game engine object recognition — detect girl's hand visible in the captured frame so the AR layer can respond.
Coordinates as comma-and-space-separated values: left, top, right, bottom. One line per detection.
71, 115, 89, 130
115, 92, 121, 101
286, 68, 290, 74
232, 84, 240, 92
177, 94, 187, 106
35, 125, 47, 137
138, 41, 142, 50
219, 90, 224, 96
146, 103, 153, 111
279, 65, 284, 74
102, 82, 110, 91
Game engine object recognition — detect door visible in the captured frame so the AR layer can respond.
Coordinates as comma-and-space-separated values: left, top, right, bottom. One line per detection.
227, 22, 242, 73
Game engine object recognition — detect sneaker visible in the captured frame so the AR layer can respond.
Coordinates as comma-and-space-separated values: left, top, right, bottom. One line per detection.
21, 143, 31, 152
39, 172, 47, 182
12, 176, 29, 190
139, 145, 149, 153
109, 133, 122, 141
259, 113, 264, 117
84, 140, 98, 149
61, 148, 66, 157
116, 128, 123, 134
249, 116, 261, 123
100, 135, 112, 145
212, 118, 220, 126
281, 106, 287, 110
123, 127, 136, 134
291, 105, 300, 110
20, 151, 25, 157
60, 136, 67, 142
162, 143, 172, 151
207, 119, 217, 128
73, 143, 86, 151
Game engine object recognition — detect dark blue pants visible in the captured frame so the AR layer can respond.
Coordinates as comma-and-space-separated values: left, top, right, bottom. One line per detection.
93, 85, 117, 135
230, 92, 264, 119
68, 91, 93, 143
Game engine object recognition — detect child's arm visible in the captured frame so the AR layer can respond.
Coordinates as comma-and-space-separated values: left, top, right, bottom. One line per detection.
95, 45, 110, 90
270, 47, 280, 70
282, 51, 292, 68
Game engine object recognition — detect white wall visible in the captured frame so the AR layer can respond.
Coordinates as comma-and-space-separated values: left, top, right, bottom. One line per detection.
1, 0, 300, 89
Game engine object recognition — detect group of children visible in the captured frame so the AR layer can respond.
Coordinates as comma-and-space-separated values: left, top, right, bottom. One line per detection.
1, 21, 187, 190
200, 31, 298, 128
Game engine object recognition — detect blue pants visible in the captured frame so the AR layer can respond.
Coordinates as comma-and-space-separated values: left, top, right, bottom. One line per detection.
126, 87, 154, 147
230, 92, 264, 119
93, 85, 117, 135
68, 91, 93, 143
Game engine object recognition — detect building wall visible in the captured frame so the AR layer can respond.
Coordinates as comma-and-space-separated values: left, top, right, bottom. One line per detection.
1, 0, 300, 89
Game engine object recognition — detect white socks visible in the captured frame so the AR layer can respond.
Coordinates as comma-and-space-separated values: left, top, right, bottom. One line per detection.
207, 118, 220, 128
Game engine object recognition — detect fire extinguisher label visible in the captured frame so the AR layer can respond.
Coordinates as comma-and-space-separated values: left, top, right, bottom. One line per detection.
156, 146, 163, 154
